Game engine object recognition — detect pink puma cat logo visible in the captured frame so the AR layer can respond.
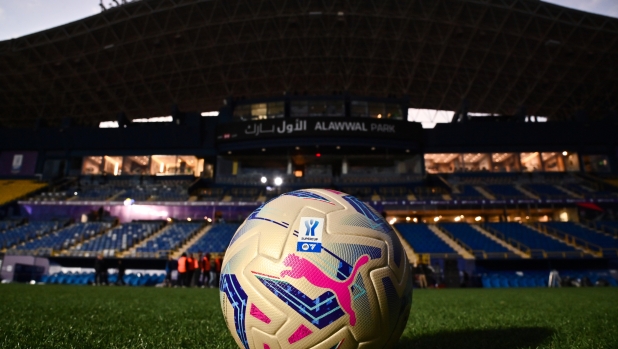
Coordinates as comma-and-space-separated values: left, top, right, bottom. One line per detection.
280, 253, 370, 326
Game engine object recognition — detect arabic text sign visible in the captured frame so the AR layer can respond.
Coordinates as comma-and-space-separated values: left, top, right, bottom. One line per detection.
216, 118, 421, 141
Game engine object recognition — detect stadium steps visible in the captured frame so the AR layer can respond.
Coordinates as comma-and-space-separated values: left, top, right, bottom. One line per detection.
427, 225, 474, 259
473, 186, 495, 200
555, 185, 583, 199
391, 225, 417, 264
58, 223, 117, 256
118, 223, 172, 257
407, 194, 417, 201
471, 225, 529, 258
107, 190, 127, 202
171, 224, 213, 258
514, 185, 539, 199
524, 223, 593, 256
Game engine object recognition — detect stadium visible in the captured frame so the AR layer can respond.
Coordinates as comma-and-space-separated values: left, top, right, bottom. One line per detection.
0, 0, 617, 348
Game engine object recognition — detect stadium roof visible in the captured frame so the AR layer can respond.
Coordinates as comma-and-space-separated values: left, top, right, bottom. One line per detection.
0, 0, 617, 127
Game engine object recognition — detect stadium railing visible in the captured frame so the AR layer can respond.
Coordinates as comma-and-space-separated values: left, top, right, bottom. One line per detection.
481, 224, 532, 257
533, 223, 603, 257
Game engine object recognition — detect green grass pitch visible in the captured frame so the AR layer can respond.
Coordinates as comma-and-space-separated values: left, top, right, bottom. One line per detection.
0, 284, 616, 348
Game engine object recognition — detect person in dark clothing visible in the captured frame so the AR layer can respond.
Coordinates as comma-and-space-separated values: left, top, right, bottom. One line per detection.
165, 255, 175, 287
209, 254, 218, 288
116, 260, 126, 286
94, 254, 108, 286
201, 253, 210, 287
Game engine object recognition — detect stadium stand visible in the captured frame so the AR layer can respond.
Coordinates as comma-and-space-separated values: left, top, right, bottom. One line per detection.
484, 185, 529, 200
132, 222, 204, 258
0, 180, 47, 205
68, 222, 162, 257
395, 224, 458, 257
186, 223, 240, 253
439, 223, 517, 259
485, 223, 586, 258
0, 220, 21, 232
13, 222, 110, 255
450, 185, 486, 200
0, 221, 63, 250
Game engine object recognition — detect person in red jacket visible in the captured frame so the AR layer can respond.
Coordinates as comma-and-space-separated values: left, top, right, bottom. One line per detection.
177, 253, 188, 287
191, 253, 200, 287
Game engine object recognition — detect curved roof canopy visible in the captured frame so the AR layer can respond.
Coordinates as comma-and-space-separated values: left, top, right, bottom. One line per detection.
0, 0, 617, 127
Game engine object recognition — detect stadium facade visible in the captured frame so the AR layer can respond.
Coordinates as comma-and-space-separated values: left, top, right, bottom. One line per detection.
0, 0, 617, 286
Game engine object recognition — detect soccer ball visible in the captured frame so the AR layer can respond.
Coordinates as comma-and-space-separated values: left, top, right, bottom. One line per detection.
220, 189, 413, 349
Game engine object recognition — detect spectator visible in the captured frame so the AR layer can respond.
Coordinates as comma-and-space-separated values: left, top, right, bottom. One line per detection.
201, 253, 210, 287
94, 254, 108, 286
116, 260, 126, 286
165, 255, 175, 287
187, 253, 195, 287
191, 253, 200, 287
414, 262, 428, 289
209, 254, 218, 288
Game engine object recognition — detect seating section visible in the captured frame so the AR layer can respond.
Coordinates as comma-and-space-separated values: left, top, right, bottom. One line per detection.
0, 220, 20, 232
595, 221, 618, 233
525, 184, 571, 199
395, 224, 456, 254
377, 186, 409, 201
544, 222, 618, 251
1, 221, 61, 249
485, 185, 528, 199
451, 185, 485, 200
186, 223, 240, 253
69, 222, 162, 256
486, 223, 579, 258
134, 222, 203, 257
16, 222, 110, 253
440, 223, 514, 257
481, 270, 617, 288
0, 180, 47, 205
41, 272, 164, 286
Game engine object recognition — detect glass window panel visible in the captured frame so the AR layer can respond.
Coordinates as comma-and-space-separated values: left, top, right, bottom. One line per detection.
290, 100, 309, 117
385, 103, 403, 120
267, 102, 285, 118
462, 153, 491, 172
541, 152, 564, 172
82, 156, 103, 175
582, 155, 611, 173
309, 100, 328, 116
150, 155, 178, 175
122, 156, 150, 175
424, 154, 460, 174
563, 152, 580, 172
491, 153, 521, 172
251, 103, 268, 120
520, 152, 542, 172
103, 156, 123, 176
368, 102, 386, 119
233, 104, 252, 121
351, 101, 368, 117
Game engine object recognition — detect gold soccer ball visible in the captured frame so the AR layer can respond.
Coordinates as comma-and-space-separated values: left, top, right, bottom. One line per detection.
220, 189, 413, 349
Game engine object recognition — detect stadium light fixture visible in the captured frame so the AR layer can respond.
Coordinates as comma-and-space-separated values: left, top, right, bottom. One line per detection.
207, 218, 212, 223
187, 218, 192, 222
413, 218, 418, 223
475, 216, 482, 222
433, 217, 440, 222
406, 217, 410, 221
74, 192, 78, 195
389, 218, 397, 224
260, 176, 267, 184
562, 151, 568, 156
274, 177, 283, 186
167, 217, 172, 222
454, 216, 461, 222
